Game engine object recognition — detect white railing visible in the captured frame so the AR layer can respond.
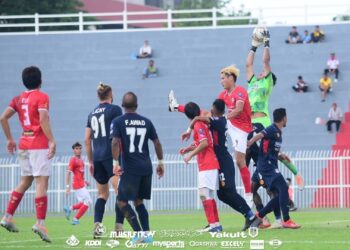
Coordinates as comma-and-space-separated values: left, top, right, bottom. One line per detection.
0, 151, 349, 214
0, 4, 349, 35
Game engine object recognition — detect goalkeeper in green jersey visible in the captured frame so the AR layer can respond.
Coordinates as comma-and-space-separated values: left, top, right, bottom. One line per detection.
245, 27, 304, 229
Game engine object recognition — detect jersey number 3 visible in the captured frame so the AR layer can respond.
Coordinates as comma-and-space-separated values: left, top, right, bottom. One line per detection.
126, 127, 146, 153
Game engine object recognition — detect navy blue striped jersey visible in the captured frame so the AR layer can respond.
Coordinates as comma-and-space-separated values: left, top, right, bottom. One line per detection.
111, 112, 158, 175
86, 103, 122, 161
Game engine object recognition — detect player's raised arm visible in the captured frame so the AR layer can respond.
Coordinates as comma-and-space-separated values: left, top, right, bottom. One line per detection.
0, 107, 17, 154
39, 110, 56, 159
246, 50, 255, 81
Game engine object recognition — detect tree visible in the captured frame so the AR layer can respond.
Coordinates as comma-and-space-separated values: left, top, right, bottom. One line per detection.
173, 0, 257, 27
0, 0, 84, 32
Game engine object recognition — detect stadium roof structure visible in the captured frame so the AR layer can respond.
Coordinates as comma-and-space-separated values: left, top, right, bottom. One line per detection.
80, 0, 166, 28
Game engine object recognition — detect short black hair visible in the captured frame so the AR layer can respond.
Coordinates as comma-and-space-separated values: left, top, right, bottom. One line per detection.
271, 73, 277, 86
273, 108, 286, 123
212, 99, 225, 114
122, 91, 138, 111
184, 102, 200, 120
286, 177, 292, 182
22, 66, 42, 90
298, 75, 303, 80
72, 142, 82, 149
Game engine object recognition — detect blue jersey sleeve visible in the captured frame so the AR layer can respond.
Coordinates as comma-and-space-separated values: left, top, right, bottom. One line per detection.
209, 117, 222, 131
262, 125, 275, 139
86, 114, 91, 128
111, 119, 121, 139
149, 121, 158, 141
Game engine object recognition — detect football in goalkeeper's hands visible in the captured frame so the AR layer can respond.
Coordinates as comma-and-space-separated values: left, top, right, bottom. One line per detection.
252, 26, 267, 43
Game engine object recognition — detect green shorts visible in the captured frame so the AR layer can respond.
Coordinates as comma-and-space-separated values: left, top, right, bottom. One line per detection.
252, 116, 271, 128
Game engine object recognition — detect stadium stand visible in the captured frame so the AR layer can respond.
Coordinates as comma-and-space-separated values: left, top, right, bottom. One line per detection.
0, 24, 349, 158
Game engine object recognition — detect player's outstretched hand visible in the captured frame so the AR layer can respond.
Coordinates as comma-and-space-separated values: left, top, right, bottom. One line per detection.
179, 147, 187, 155
279, 153, 291, 163
156, 163, 164, 179
113, 165, 123, 176
181, 131, 191, 141
89, 162, 94, 177
7, 140, 16, 154
47, 140, 56, 159
184, 155, 192, 164
295, 174, 305, 191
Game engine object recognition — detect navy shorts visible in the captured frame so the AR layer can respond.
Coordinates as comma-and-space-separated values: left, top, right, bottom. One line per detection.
251, 169, 267, 188
93, 158, 114, 184
118, 172, 152, 201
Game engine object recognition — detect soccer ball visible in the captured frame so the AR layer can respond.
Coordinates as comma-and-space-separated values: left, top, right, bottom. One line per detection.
252, 26, 267, 43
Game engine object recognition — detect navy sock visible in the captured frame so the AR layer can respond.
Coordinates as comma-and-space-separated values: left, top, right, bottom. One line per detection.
276, 178, 290, 222
273, 204, 281, 220
136, 204, 150, 231
115, 201, 125, 224
256, 203, 264, 211
217, 188, 250, 217
258, 196, 279, 218
94, 198, 106, 223
120, 204, 141, 231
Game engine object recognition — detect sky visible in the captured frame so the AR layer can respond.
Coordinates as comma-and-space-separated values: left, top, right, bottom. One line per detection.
227, 0, 350, 25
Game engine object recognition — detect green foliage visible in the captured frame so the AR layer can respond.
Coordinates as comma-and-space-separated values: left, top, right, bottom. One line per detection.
0, 0, 84, 32
173, 0, 257, 27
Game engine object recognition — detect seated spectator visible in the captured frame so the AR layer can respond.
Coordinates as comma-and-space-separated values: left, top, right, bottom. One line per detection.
142, 60, 158, 79
292, 75, 308, 92
137, 40, 152, 59
319, 72, 332, 102
311, 25, 325, 43
301, 30, 312, 44
327, 102, 343, 132
325, 52, 340, 82
285, 26, 302, 44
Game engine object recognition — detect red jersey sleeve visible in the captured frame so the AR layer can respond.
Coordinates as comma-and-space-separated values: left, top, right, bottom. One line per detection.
9, 96, 19, 112
68, 157, 75, 172
194, 122, 208, 142
218, 91, 225, 100
236, 87, 247, 102
37, 93, 49, 111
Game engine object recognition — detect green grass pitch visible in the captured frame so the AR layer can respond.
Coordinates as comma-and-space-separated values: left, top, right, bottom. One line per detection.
0, 210, 349, 250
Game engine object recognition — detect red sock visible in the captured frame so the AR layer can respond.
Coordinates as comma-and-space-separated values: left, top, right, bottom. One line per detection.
6, 191, 24, 216
212, 199, 220, 223
239, 166, 251, 193
178, 104, 185, 113
75, 204, 89, 219
202, 199, 216, 224
35, 196, 48, 220
72, 202, 83, 210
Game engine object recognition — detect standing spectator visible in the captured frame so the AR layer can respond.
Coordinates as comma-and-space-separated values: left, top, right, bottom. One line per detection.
142, 60, 158, 79
137, 40, 152, 59
325, 53, 340, 83
292, 76, 308, 92
301, 30, 312, 44
285, 26, 301, 44
319, 72, 332, 102
327, 103, 343, 132
286, 178, 297, 212
311, 25, 325, 43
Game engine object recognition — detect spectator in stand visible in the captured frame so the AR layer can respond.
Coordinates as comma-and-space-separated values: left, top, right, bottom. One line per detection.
319, 71, 332, 102
325, 53, 340, 83
311, 25, 325, 43
286, 178, 297, 212
301, 30, 312, 44
142, 60, 158, 79
327, 102, 343, 133
285, 26, 302, 44
292, 76, 308, 93
137, 40, 152, 59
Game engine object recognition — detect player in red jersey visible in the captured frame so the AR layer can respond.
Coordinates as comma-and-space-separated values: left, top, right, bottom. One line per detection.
0, 66, 56, 243
179, 102, 222, 232
64, 142, 92, 225
169, 65, 254, 207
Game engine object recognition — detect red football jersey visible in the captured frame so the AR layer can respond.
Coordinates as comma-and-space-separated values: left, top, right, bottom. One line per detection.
218, 86, 252, 133
193, 121, 220, 171
68, 157, 86, 190
9, 90, 49, 150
